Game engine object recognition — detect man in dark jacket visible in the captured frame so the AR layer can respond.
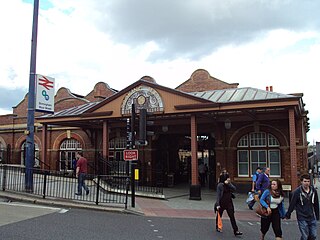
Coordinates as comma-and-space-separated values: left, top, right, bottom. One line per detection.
285, 174, 319, 240
256, 167, 270, 195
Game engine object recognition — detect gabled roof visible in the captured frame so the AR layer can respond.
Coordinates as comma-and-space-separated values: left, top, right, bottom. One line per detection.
189, 87, 297, 103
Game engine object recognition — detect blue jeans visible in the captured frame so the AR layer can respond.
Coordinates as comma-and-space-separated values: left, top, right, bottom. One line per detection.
77, 173, 89, 194
298, 219, 317, 240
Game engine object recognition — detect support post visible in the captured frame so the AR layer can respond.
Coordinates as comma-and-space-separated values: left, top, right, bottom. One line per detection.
26, 0, 39, 192
190, 115, 201, 200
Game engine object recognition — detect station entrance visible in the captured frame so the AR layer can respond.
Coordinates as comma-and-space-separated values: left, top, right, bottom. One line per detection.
153, 134, 216, 189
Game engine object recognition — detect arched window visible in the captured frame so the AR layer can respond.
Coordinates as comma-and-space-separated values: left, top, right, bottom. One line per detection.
237, 132, 280, 177
59, 138, 82, 171
21, 142, 39, 167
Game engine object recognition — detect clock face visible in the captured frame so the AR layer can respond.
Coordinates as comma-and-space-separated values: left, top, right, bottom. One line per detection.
137, 95, 146, 105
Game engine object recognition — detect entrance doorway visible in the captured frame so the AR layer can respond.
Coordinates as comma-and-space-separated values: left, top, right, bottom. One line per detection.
154, 134, 216, 188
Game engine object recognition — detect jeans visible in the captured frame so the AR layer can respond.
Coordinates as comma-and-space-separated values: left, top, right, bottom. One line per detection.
298, 219, 317, 240
77, 173, 89, 194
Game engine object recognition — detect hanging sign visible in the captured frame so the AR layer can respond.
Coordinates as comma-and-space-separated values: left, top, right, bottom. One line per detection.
35, 74, 55, 113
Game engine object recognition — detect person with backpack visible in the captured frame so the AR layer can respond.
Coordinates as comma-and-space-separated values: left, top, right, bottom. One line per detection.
285, 174, 319, 240
248, 166, 262, 210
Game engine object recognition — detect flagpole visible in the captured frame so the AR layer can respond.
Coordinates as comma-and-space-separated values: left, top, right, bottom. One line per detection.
26, 0, 39, 192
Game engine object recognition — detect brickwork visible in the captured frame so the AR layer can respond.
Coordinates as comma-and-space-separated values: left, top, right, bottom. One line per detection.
175, 69, 238, 93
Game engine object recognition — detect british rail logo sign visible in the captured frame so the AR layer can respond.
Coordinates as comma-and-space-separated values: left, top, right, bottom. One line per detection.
35, 74, 55, 113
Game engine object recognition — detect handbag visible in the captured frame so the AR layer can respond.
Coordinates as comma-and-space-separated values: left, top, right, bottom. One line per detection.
255, 203, 271, 217
216, 211, 223, 231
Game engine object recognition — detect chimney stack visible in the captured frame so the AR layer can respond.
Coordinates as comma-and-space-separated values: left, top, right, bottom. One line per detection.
266, 86, 269, 91
270, 86, 273, 92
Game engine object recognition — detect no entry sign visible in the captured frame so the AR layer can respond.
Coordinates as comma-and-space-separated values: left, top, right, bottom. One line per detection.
123, 149, 138, 161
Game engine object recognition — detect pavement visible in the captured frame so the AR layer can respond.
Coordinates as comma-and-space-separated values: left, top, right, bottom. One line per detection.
2, 179, 319, 221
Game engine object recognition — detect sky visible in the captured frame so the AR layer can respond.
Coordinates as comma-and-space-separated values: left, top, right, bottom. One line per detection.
0, 0, 319, 144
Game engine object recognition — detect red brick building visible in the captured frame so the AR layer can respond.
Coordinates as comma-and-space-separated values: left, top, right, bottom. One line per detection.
0, 69, 309, 199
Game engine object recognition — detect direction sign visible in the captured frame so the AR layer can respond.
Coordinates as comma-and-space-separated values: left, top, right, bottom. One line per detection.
123, 149, 138, 161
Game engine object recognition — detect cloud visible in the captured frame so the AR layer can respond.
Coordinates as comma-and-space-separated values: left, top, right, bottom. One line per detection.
91, 0, 320, 61
0, 87, 26, 110
0, 0, 319, 143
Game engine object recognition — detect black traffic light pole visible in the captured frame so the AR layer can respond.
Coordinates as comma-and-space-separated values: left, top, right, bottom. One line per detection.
130, 104, 136, 207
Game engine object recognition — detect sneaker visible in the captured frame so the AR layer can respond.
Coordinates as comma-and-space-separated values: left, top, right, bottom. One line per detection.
248, 205, 253, 210
86, 189, 89, 195
75, 192, 82, 196
234, 231, 243, 236
216, 228, 222, 233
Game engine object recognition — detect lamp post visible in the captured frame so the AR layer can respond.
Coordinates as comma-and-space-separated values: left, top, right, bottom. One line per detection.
25, 0, 39, 192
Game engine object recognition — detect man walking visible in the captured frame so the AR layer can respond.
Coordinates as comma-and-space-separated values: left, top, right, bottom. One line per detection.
285, 174, 319, 240
248, 166, 262, 210
256, 167, 270, 196
75, 152, 89, 196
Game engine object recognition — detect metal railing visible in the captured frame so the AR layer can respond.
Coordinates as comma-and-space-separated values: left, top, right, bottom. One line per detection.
98, 158, 164, 195
0, 165, 130, 208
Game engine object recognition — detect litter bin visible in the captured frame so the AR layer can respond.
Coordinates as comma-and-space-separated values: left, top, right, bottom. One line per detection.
167, 174, 174, 187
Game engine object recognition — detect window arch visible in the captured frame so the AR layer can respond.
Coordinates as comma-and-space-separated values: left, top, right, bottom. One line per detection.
237, 132, 281, 177
59, 138, 82, 171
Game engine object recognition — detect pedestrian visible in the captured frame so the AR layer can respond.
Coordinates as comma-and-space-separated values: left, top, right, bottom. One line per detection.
248, 166, 262, 210
198, 161, 206, 187
72, 158, 77, 177
75, 152, 89, 196
256, 167, 271, 196
214, 171, 243, 236
259, 179, 285, 240
285, 174, 319, 240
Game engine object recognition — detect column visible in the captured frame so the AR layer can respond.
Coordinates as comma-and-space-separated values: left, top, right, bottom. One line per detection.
289, 109, 298, 190
190, 115, 201, 200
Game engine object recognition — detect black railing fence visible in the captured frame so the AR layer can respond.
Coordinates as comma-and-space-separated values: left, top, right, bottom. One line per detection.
98, 158, 164, 195
0, 165, 130, 208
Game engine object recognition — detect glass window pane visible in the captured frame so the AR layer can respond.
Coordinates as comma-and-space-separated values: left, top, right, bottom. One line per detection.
270, 163, 280, 176
251, 150, 258, 161
238, 150, 248, 162
270, 150, 280, 163
238, 150, 248, 176
239, 163, 248, 175
259, 151, 266, 162
268, 134, 280, 147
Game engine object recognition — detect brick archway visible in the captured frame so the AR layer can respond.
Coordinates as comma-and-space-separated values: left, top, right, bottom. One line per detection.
52, 132, 86, 150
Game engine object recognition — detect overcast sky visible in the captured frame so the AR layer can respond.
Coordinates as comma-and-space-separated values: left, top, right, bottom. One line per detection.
0, 0, 319, 143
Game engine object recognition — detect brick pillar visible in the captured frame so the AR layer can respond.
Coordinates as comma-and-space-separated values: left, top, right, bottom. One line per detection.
41, 124, 47, 169
289, 109, 298, 190
190, 115, 201, 200
102, 121, 109, 159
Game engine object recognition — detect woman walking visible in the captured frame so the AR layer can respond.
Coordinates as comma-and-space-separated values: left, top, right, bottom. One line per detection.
215, 171, 243, 236
259, 179, 285, 240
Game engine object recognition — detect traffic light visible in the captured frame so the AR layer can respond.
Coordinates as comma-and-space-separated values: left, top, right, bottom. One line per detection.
138, 109, 154, 146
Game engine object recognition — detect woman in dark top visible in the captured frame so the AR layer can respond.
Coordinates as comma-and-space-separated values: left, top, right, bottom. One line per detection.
215, 171, 243, 236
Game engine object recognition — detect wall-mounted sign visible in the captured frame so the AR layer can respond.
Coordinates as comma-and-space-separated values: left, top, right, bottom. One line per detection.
121, 86, 164, 115
35, 74, 55, 113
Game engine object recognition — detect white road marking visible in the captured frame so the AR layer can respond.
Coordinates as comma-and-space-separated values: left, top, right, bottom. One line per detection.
0, 201, 68, 213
